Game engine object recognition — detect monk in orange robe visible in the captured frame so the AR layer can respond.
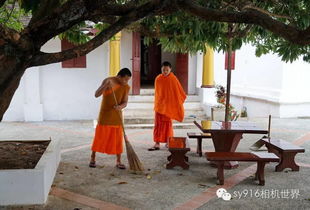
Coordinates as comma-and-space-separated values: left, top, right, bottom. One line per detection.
148, 61, 186, 150
89, 68, 131, 169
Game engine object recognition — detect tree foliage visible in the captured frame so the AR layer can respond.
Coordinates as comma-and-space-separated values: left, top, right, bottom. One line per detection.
139, 0, 310, 62
2, 0, 310, 62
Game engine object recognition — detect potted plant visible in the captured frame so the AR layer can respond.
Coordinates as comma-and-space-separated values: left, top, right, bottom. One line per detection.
213, 85, 239, 121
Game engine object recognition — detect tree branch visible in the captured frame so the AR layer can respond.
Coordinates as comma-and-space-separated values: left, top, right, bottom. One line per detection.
29, 0, 62, 25
231, 24, 253, 39
177, 0, 310, 45
0, 24, 32, 49
0, 0, 6, 8
23, 0, 164, 48
242, 5, 293, 20
29, 0, 168, 67
129, 23, 173, 38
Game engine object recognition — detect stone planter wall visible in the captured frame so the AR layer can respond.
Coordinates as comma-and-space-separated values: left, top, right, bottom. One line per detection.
0, 139, 61, 206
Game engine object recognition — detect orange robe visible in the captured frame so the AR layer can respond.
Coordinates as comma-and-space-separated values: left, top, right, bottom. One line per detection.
91, 84, 130, 154
153, 72, 186, 143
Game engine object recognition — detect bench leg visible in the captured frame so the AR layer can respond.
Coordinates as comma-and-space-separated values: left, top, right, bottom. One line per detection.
167, 155, 172, 161
256, 161, 266, 186
166, 150, 190, 170
216, 161, 225, 185
196, 137, 202, 157
275, 152, 300, 172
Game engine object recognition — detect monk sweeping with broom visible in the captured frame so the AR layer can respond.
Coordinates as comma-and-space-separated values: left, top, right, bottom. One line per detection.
148, 61, 187, 151
90, 68, 138, 170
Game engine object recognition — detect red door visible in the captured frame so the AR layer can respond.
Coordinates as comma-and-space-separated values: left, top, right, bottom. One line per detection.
175, 53, 188, 94
132, 32, 141, 95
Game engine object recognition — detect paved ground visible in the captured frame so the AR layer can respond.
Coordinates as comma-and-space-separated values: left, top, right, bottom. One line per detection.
0, 117, 309, 210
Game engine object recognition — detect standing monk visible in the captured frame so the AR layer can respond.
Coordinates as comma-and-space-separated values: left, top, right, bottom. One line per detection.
90, 68, 131, 169
148, 61, 186, 150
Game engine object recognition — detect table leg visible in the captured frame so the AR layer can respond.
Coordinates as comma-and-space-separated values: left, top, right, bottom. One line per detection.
209, 132, 243, 169
197, 137, 202, 157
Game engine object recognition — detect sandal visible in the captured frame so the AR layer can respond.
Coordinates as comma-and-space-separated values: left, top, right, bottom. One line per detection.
89, 161, 96, 168
148, 147, 160, 151
116, 163, 126, 169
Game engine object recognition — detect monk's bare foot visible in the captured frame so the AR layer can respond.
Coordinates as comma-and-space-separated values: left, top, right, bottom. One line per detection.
116, 163, 126, 169
89, 160, 96, 168
148, 143, 160, 151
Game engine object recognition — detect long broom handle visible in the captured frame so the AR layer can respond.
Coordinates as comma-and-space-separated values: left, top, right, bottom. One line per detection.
111, 85, 127, 137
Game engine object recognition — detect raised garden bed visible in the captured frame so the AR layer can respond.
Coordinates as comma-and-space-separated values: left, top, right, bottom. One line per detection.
0, 138, 60, 206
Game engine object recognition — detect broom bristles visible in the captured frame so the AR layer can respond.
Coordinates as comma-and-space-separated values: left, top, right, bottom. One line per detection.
125, 140, 144, 172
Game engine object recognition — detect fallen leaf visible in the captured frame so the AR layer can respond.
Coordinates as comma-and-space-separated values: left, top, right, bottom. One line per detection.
118, 182, 128, 185
152, 170, 161, 174
147, 175, 152, 179
198, 184, 207, 188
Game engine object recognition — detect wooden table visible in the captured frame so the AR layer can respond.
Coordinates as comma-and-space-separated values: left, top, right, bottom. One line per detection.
194, 120, 268, 169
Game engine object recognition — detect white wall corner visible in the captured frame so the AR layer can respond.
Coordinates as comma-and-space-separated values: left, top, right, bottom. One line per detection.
195, 51, 203, 88
120, 30, 133, 89
188, 54, 197, 94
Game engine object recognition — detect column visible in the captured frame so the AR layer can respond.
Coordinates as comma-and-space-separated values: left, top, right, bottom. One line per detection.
201, 45, 214, 88
109, 32, 121, 76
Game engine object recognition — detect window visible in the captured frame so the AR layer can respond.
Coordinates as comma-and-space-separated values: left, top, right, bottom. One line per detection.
61, 39, 86, 68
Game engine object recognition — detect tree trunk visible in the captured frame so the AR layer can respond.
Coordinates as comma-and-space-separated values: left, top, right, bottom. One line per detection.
0, 55, 27, 121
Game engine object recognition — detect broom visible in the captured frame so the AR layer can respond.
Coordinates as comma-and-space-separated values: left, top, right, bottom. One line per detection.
111, 86, 144, 173
249, 115, 271, 151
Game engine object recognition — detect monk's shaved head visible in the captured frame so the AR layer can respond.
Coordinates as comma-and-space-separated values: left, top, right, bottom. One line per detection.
162, 61, 172, 68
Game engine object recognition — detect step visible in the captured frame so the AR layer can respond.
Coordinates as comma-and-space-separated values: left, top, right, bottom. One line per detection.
140, 89, 154, 95
124, 115, 206, 124
123, 109, 206, 118
124, 122, 197, 129
125, 102, 202, 110
128, 95, 201, 102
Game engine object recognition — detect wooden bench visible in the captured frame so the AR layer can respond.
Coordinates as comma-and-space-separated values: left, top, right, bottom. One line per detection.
258, 137, 305, 172
187, 132, 212, 157
166, 137, 190, 170
206, 152, 279, 186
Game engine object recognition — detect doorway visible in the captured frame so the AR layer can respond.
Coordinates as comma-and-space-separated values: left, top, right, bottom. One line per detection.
131, 33, 189, 95
140, 37, 162, 89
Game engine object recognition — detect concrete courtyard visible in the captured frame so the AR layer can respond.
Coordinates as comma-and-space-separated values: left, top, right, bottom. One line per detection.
0, 117, 309, 210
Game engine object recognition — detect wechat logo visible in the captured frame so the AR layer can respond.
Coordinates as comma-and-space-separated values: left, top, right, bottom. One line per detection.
216, 188, 232, 201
